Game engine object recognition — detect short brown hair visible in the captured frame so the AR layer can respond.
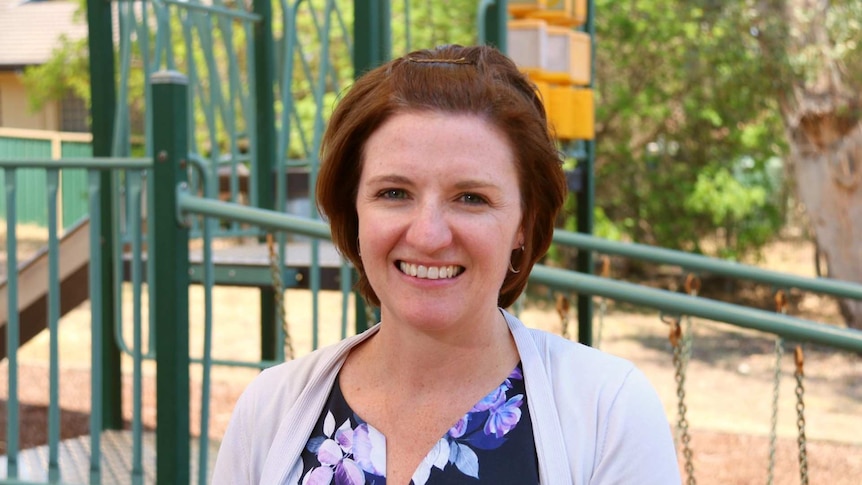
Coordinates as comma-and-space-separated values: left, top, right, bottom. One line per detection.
316, 45, 567, 308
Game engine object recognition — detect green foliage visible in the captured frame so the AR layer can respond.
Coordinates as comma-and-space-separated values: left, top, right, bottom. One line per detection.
684, 165, 774, 259
585, 0, 795, 259
22, 36, 90, 111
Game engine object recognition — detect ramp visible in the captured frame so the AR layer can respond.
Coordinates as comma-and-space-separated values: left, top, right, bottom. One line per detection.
0, 219, 91, 361
0, 430, 218, 483
1, 219, 347, 361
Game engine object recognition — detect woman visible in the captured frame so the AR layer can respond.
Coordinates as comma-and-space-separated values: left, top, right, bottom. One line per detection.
213, 45, 680, 484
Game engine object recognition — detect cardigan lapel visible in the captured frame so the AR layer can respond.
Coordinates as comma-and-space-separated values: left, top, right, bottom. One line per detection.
259, 326, 381, 484
504, 310, 574, 485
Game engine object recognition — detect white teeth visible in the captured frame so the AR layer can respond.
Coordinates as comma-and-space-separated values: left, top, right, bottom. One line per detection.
399, 262, 462, 280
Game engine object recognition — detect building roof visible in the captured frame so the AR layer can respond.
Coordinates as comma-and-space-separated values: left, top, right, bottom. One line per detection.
0, 0, 88, 67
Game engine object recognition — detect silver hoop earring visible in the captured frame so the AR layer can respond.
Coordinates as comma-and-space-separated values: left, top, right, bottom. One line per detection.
509, 244, 525, 274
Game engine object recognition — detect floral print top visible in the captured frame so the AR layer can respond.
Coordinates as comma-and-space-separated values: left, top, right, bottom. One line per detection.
298, 364, 539, 485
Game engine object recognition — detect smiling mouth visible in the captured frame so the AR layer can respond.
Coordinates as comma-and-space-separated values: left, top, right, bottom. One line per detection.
398, 261, 464, 280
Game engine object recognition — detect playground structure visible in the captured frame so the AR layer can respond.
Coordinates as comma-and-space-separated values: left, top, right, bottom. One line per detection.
1, 1, 862, 484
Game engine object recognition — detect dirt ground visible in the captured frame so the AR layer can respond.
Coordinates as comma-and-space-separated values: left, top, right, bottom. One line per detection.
1, 230, 861, 483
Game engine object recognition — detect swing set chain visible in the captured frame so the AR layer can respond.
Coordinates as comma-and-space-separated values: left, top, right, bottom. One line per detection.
666, 315, 696, 485
767, 291, 787, 485
794, 345, 809, 485
681, 274, 700, 374
556, 294, 570, 340
267, 234, 294, 360
595, 256, 611, 349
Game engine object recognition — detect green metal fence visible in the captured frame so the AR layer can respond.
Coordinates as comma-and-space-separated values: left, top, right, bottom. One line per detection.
0, 132, 92, 229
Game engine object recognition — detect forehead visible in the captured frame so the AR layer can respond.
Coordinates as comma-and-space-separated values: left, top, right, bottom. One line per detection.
361, 111, 517, 180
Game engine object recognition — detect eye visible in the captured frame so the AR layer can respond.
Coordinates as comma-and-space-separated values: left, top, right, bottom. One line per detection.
460, 193, 488, 205
379, 188, 408, 199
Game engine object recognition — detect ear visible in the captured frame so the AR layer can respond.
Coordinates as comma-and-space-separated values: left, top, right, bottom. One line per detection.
513, 227, 525, 251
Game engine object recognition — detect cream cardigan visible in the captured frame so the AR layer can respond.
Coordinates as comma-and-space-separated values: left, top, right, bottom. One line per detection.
212, 310, 680, 485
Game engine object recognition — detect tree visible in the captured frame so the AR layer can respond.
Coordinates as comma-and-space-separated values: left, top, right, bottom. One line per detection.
591, 0, 862, 328
750, 0, 862, 328
590, 0, 788, 260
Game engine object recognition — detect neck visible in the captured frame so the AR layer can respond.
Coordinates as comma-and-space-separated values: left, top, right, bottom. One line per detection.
356, 308, 517, 392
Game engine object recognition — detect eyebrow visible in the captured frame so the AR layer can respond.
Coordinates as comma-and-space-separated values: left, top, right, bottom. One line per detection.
364, 174, 503, 191
364, 174, 412, 186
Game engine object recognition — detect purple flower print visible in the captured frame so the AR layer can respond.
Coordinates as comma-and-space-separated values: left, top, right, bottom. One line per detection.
449, 415, 470, 439
471, 384, 508, 412
352, 423, 386, 475
302, 438, 365, 485
484, 394, 524, 438
504, 366, 523, 386
301, 411, 386, 485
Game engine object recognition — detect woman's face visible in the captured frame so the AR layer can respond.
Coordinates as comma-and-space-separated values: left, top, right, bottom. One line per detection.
356, 111, 524, 332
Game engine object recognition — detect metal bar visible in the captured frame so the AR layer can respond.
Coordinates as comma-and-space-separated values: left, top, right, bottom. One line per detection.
5, 168, 20, 479
576, 0, 598, 346
308, 0, 338, 351
151, 70, 191, 485
254, 0, 279, 364
178, 192, 331, 238
87, 170, 104, 483
89, 0, 123, 439
477, 0, 508, 51
162, 0, 262, 22
196, 162, 216, 485
46, 169, 61, 482
529, 265, 862, 354
190, 357, 282, 369
128, 171, 145, 485
187, 142, 218, 485
0, 158, 151, 169
552, 229, 862, 301
340, 263, 352, 339
353, 0, 391, 76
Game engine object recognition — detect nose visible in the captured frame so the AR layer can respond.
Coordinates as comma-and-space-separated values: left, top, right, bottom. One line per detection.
405, 201, 453, 252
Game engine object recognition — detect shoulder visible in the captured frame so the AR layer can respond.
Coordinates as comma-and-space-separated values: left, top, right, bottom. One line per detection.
237, 327, 376, 418
505, 310, 637, 389
503, 311, 679, 484
213, 327, 380, 484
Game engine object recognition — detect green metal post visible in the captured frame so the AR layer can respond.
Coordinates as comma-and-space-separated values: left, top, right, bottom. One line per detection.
353, 0, 391, 77
351, 0, 390, 327
151, 71, 190, 484
478, 0, 508, 52
576, 0, 596, 346
86, 0, 123, 429
254, 0, 279, 362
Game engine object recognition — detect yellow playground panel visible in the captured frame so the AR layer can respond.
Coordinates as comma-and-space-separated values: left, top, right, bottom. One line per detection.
508, 15, 594, 141
546, 84, 594, 140
508, 19, 591, 86
508, 0, 587, 27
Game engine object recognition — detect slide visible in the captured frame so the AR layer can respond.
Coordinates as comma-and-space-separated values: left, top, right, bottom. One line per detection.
0, 219, 91, 361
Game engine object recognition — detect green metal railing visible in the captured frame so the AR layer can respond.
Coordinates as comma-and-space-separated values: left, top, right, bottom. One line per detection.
553, 230, 862, 302
172, 193, 862, 356
1, 158, 152, 484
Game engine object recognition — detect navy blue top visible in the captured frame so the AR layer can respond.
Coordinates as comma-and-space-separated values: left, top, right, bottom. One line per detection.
298, 363, 539, 484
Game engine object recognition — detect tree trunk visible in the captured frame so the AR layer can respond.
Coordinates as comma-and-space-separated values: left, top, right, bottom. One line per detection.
788, 124, 862, 328
759, 0, 862, 328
